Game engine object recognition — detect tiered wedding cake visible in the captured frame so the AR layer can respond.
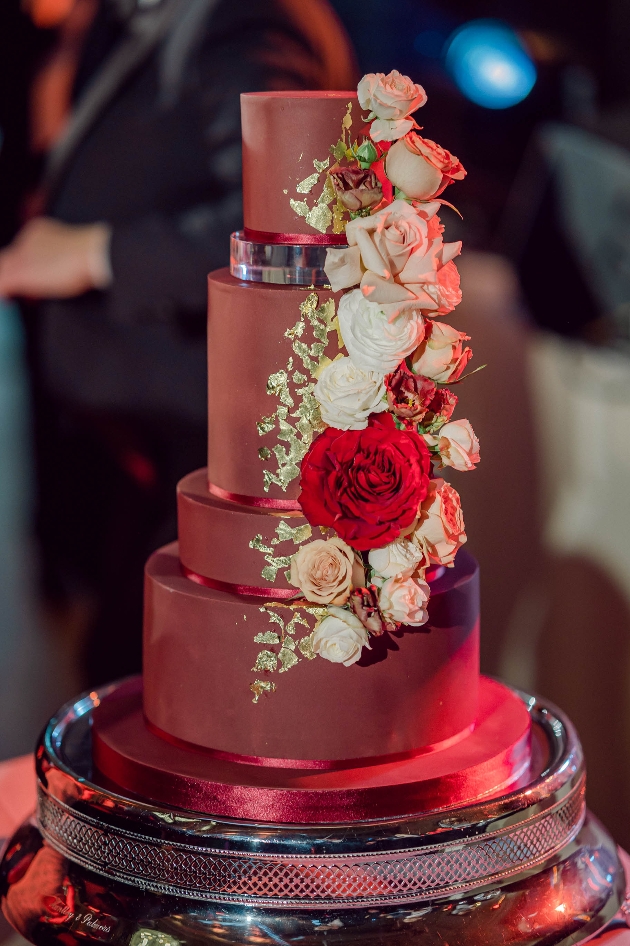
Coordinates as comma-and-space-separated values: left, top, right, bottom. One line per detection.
91, 74, 533, 823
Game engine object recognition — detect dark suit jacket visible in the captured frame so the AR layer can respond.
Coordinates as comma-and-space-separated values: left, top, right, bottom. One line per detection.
38, 0, 356, 423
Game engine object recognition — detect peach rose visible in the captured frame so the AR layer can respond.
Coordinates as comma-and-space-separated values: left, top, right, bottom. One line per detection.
414, 478, 466, 566
290, 537, 365, 605
411, 320, 472, 383
426, 419, 480, 472
386, 133, 466, 200
324, 202, 462, 318
377, 574, 430, 626
358, 70, 427, 142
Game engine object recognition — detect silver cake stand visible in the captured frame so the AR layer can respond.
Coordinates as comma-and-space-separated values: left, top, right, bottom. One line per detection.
0, 683, 626, 946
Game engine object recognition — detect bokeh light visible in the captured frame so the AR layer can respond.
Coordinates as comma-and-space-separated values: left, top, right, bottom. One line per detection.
444, 20, 537, 109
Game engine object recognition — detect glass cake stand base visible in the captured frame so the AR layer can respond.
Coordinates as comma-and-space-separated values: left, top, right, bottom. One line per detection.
0, 683, 626, 946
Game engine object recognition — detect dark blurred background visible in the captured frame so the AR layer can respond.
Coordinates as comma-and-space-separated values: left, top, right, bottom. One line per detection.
2, 0, 630, 850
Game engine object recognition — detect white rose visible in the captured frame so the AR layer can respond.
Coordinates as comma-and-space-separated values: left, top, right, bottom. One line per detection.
314, 357, 387, 430
414, 478, 466, 566
368, 538, 424, 579
425, 420, 480, 472
338, 289, 425, 373
312, 606, 370, 667
378, 575, 430, 626
358, 70, 427, 142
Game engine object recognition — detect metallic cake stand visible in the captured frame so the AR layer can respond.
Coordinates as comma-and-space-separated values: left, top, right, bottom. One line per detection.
0, 683, 626, 946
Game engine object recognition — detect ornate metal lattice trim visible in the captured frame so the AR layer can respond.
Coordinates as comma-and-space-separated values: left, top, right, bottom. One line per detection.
37, 783, 585, 908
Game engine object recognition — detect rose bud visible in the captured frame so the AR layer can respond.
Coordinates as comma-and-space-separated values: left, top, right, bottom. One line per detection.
385, 363, 436, 424
349, 585, 393, 635
329, 165, 383, 212
423, 388, 458, 427
386, 133, 466, 201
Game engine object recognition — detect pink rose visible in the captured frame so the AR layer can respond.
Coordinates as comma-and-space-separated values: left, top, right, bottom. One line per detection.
427, 419, 480, 471
358, 70, 427, 142
411, 320, 472, 383
290, 537, 365, 605
423, 388, 458, 427
414, 478, 466, 566
349, 585, 393, 635
325, 200, 461, 318
386, 133, 466, 200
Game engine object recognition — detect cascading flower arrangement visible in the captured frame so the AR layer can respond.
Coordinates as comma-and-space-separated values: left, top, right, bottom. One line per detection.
288, 70, 480, 668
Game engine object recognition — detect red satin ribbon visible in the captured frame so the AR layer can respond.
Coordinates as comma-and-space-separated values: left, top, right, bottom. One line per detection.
146, 715, 475, 771
207, 480, 302, 512
243, 227, 347, 246
182, 564, 297, 599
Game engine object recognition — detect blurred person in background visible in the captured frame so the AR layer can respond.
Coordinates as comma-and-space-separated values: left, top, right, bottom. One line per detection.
0, 0, 357, 688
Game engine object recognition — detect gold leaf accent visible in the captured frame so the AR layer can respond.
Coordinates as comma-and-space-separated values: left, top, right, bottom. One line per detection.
342, 101, 353, 131
306, 203, 332, 234
252, 650, 277, 672
296, 172, 320, 194
257, 415, 275, 436
330, 139, 347, 162
257, 293, 335, 493
313, 157, 330, 172
254, 631, 280, 644
272, 520, 312, 545
250, 679, 275, 703
298, 632, 316, 660
278, 647, 299, 672
290, 198, 309, 217
258, 446, 271, 460
318, 175, 335, 206
332, 198, 347, 234
249, 534, 292, 582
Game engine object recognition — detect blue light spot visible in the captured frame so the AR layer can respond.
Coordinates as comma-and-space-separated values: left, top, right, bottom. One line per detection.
444, 20, 537, 109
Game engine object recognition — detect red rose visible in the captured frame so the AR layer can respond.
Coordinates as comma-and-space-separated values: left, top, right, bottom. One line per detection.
298, 413, 431, 551
385, 363, 436, 424
425, 388, 458, 426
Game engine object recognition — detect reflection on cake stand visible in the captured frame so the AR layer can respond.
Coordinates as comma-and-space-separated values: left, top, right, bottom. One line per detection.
0, 682, 625, 946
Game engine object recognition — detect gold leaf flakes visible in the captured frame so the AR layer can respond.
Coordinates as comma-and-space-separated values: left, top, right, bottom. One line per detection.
250, 679, 275, 703
298, 632, 316, 660
278, 647, 299, 672
296, 172, 320, 194
332, 199, 347, 234
292, 369, 307, 384
306, 203, 332, 234
318, 175, 335, 206
283, 189, 288, 194
330, 139, 347, 162
252, 650, 278, 672
267, 370, 293, 406
285, 320, 304, 340
258, 447, 271, 460
342, 101, 353, 130
290, 199, 309, 217
273, 520, 312, 546
313, 157, 330, 172
254, 631, 280, 644
257, 416, 275, 436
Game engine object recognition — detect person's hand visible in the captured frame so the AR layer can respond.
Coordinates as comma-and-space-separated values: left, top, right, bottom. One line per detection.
0, 217, 112, 300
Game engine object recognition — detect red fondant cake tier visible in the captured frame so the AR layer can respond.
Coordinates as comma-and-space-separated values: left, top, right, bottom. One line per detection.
178, 468, 307, 593
143, 544, 480, 762
207, 269, 341, 502
241, 91, 360, 239
94, 675, 533, 823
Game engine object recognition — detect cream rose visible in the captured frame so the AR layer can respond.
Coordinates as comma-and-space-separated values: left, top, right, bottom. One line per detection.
324, 201, 462, 318
377, 574, 430, 626
386, 134, 466, 201
414, 478, 466, 566
314, 357, 387, 430
290, 537, 365, 605
358, 70, 427, 142
368, 538, 424, 580
338, 289, 425, 374
426, 419, 480, 472
312, 605, 370, 666
411, 320, 472, 383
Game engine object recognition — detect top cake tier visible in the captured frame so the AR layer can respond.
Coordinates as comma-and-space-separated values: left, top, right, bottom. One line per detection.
241, 91, 359, 241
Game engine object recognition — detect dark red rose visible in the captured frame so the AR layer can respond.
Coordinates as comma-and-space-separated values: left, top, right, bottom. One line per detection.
329, 164, 383, 212
385, 363, 436, 424
298, 413, 431, 551
424, 388, 458, 426
350, 585, 388, 635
